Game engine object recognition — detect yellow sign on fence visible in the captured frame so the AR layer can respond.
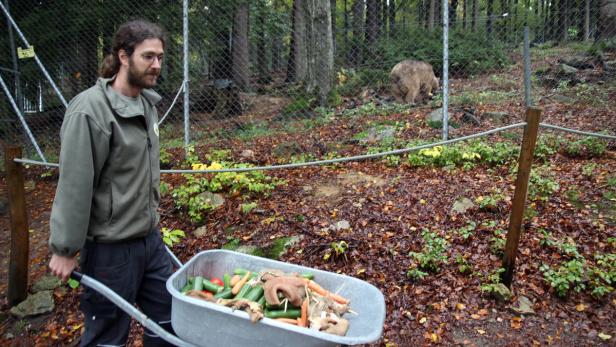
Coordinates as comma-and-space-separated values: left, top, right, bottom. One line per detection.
17, 46, 35, 59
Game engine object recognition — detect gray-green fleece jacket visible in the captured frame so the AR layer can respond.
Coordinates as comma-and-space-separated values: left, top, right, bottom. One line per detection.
49, 77, 161, 257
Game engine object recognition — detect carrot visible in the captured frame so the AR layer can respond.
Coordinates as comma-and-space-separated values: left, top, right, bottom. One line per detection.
299, 298, 308, 327
231, 271, 251, 295
230, 274, 241, 287
275, 318, 298, 325
307, 280, 350, 305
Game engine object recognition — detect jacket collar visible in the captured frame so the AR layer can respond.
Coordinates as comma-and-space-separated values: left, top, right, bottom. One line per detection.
97, 76, 162, 118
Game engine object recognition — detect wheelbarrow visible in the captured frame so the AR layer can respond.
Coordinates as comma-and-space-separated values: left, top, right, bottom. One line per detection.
72, 249, 386, 347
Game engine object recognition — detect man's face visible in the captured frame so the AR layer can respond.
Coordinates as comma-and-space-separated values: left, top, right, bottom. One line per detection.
127, 38, 164, 89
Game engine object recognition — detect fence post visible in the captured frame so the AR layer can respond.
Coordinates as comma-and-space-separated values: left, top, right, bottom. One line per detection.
501, 107, 541, 287
4, 145, 29, 306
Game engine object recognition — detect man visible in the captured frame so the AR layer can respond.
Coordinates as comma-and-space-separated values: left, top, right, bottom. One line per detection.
48, 20, 174, 346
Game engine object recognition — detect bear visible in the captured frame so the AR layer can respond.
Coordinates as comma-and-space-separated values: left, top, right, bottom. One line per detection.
390, 60, 439, 104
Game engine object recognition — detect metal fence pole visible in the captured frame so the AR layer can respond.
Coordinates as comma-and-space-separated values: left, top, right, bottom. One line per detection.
183, 0, 190, 147
523, 26, 531, 107
4, 0, 22, 113
442, 0, 449, 141
0, 1, 67, 108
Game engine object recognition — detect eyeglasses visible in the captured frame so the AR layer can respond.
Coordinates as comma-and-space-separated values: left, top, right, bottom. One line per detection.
141, 53, 164, 65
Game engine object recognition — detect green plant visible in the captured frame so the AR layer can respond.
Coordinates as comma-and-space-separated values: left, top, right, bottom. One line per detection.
455, 255, 472, 275
480, 268, 505, 294
540, 259, 586, 297
409, 229, 449, 273
539, 228, 555, 247
161, 227, 186, 247
489, 236, 506, 256
476, 190, 505, 212
556, 238, 581, 259
607, 176, 616, 188
184, 144, 200, 165
564, 136, 607, 158
241, 202, 258, 214
582, 163, 597, 177
324, 240, 349, 261
455, 221, 477, 242
407, 268, 429, 281
527, 166, 560, 202
160, 182, 171, 197
160, 148, 172, 167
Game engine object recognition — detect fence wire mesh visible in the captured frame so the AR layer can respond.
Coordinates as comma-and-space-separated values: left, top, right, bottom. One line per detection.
0, 0, 614, 167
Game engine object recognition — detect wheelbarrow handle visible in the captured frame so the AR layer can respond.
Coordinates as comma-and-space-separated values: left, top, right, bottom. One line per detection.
69, 271, 197, 347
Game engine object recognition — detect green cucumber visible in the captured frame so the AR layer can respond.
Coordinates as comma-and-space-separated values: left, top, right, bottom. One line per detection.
202, 278, 224, 293
193, 276, 204, 291
257, 295, 266, 307
265, 302, 300, 310
264, 308, 301, 319
235, 283, 252, 299
244, 285, 264, 302
180, 282, 192, 294
223, 273, 231, 290
214, 288, 234, 299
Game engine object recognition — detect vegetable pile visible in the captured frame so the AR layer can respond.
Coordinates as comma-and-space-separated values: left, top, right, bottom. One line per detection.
181, 268, 352, 336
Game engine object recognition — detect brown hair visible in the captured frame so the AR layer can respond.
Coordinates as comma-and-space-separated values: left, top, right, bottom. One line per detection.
100, 19, 167, 78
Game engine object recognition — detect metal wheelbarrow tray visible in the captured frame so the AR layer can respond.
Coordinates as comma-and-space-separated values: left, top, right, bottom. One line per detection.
167, 250, 386, 347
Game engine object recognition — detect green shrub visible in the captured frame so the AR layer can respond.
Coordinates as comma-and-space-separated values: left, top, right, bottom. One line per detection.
408, 229, 449, 274
541, 259, 586, 297
564, 136, 607, 158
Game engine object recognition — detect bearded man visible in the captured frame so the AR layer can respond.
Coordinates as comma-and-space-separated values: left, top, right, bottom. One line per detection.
48, 19, 175, 346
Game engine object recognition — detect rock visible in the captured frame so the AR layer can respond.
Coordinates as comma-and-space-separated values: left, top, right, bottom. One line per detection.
426, 108, 443, 124
332, 220, 351, 231
551, 94, 575, 104
558, 63, 579, 75
193, 225, 208, 238
10, 291, 54, 318
32, 275, 62, 293
235, 245, 259, 255
451, 198, 475, 215
272, 142, 303, 159
240, 149, 255, 160
605, 60, 616, 71
461, 111, 481, 126
24, 180, 36, 191
483, 111, 509, 124
196, 192, 225, 209
490, 283, 513, 303
359, 126, 396, 145
510, 295, 535, 315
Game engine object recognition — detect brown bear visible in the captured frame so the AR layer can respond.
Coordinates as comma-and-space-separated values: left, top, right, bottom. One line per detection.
390, 60, 439, 104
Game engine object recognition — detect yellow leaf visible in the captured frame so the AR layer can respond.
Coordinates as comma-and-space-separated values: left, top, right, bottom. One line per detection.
471, 314, 481, 319
598, 333, 612, 341
419, 317, 427, 324
456, 303, 466, 311
575, 303, 586, 312
476, 329, 486, 335
420, 199, 427, 205
356, 268, 366, 275
431, 333, 440, 342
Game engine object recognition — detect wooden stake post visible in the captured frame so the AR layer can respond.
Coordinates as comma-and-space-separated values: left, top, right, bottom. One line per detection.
501, 108, 542, 287
5, 145, 29, 306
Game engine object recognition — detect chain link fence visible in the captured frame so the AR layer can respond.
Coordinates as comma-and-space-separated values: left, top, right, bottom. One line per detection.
1, 0, 614, 167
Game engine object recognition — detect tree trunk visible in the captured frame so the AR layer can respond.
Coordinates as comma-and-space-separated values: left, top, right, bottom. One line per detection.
451, 0, 459, 26
232, 2, 250, 91
487, 0, 494, 37
429, 0, 436, 30
366, 0, 379, 45
287, 0, 308, 82
389, 0, 396, 37
472, 0, 478, 32
349, 0, 364, 65
344, 0, 349, 48
304, 0, 334, 105
257, 2, 270, 83
331, 0, 337, 55
560, 0, 569, 41
598, 0, 616, 38
463, 0, 468, 29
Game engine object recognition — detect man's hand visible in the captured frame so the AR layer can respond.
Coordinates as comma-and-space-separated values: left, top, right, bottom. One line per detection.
49, 254, 78, 282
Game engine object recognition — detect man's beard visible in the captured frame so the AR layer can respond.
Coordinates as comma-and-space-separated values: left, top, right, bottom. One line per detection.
127, 60, 159, 89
